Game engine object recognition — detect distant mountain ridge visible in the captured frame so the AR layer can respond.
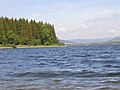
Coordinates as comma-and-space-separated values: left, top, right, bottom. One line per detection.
109, 36, 120, 42
68, 38, 112, 43
60, 36, 120, 45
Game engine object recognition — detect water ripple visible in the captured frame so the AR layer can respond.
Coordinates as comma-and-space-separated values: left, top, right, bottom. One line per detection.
0, 46, 120, 89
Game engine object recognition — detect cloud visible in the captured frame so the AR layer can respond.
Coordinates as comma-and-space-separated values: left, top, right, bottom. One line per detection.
57, 27, 68, 32
108, 29, 120, 33
108, 29, 117, 33
72, 24, 89, 30
57, 24, 88, 32
79, 24, 88, 28
56, 24, 89, 39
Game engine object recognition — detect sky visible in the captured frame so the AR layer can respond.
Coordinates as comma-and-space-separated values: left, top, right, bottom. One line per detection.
0, 0, 120, 40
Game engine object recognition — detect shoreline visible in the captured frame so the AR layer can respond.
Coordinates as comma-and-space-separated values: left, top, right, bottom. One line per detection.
0, 45, 65, 49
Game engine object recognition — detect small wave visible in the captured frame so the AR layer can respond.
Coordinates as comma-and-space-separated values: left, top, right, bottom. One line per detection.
94, 86, 119, 90
13, 71, 61, 78
103, 80, 120, 84
93, 60, 119, 64
12, 70, 101, 78
106, 72, 120, 77
104, 65, 120, 68
27, 55, 45, 59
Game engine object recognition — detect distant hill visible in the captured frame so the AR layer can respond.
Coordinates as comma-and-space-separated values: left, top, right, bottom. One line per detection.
109, 36, 120, 43
60, 36, 120, 46
105, 36, 120, 45
67, 38, 112, 44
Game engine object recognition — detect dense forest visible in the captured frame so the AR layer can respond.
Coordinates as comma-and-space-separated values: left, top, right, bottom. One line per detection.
0, 17, 61, 46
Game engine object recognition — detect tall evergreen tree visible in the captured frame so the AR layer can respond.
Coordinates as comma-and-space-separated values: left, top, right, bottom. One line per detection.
0, 17, 59, 45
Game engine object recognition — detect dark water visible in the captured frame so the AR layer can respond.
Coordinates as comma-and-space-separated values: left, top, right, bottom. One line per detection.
0, 46, 120, 90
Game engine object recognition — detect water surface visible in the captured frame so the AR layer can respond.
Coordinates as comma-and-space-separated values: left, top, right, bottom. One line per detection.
0, 46, 120, 90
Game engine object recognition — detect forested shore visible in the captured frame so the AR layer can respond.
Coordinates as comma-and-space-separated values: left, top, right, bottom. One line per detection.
0, 17, 63, 48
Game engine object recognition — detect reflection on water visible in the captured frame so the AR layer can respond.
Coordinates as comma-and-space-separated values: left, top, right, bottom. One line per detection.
0, 46, 120, 90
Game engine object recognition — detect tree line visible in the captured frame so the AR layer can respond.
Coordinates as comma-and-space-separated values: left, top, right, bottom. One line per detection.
0, 17, 60, 46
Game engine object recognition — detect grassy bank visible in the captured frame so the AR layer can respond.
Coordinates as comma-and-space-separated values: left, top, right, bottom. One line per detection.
0, 44, 65, 49
16, 45, 64, 48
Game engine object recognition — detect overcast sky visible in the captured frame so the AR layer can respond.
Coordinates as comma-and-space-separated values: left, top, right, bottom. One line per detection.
0, 0, 120, 40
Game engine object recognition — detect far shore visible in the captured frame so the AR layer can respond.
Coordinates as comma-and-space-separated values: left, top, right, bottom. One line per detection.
0, 45, 65, 49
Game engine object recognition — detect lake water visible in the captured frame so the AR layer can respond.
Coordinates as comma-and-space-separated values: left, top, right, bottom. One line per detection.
0, 46, 120, 90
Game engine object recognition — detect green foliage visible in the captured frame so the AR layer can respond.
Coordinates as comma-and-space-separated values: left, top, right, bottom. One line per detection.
2, 44, 17, 48
0, 17, 59, 46
58, 42, 65, 46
